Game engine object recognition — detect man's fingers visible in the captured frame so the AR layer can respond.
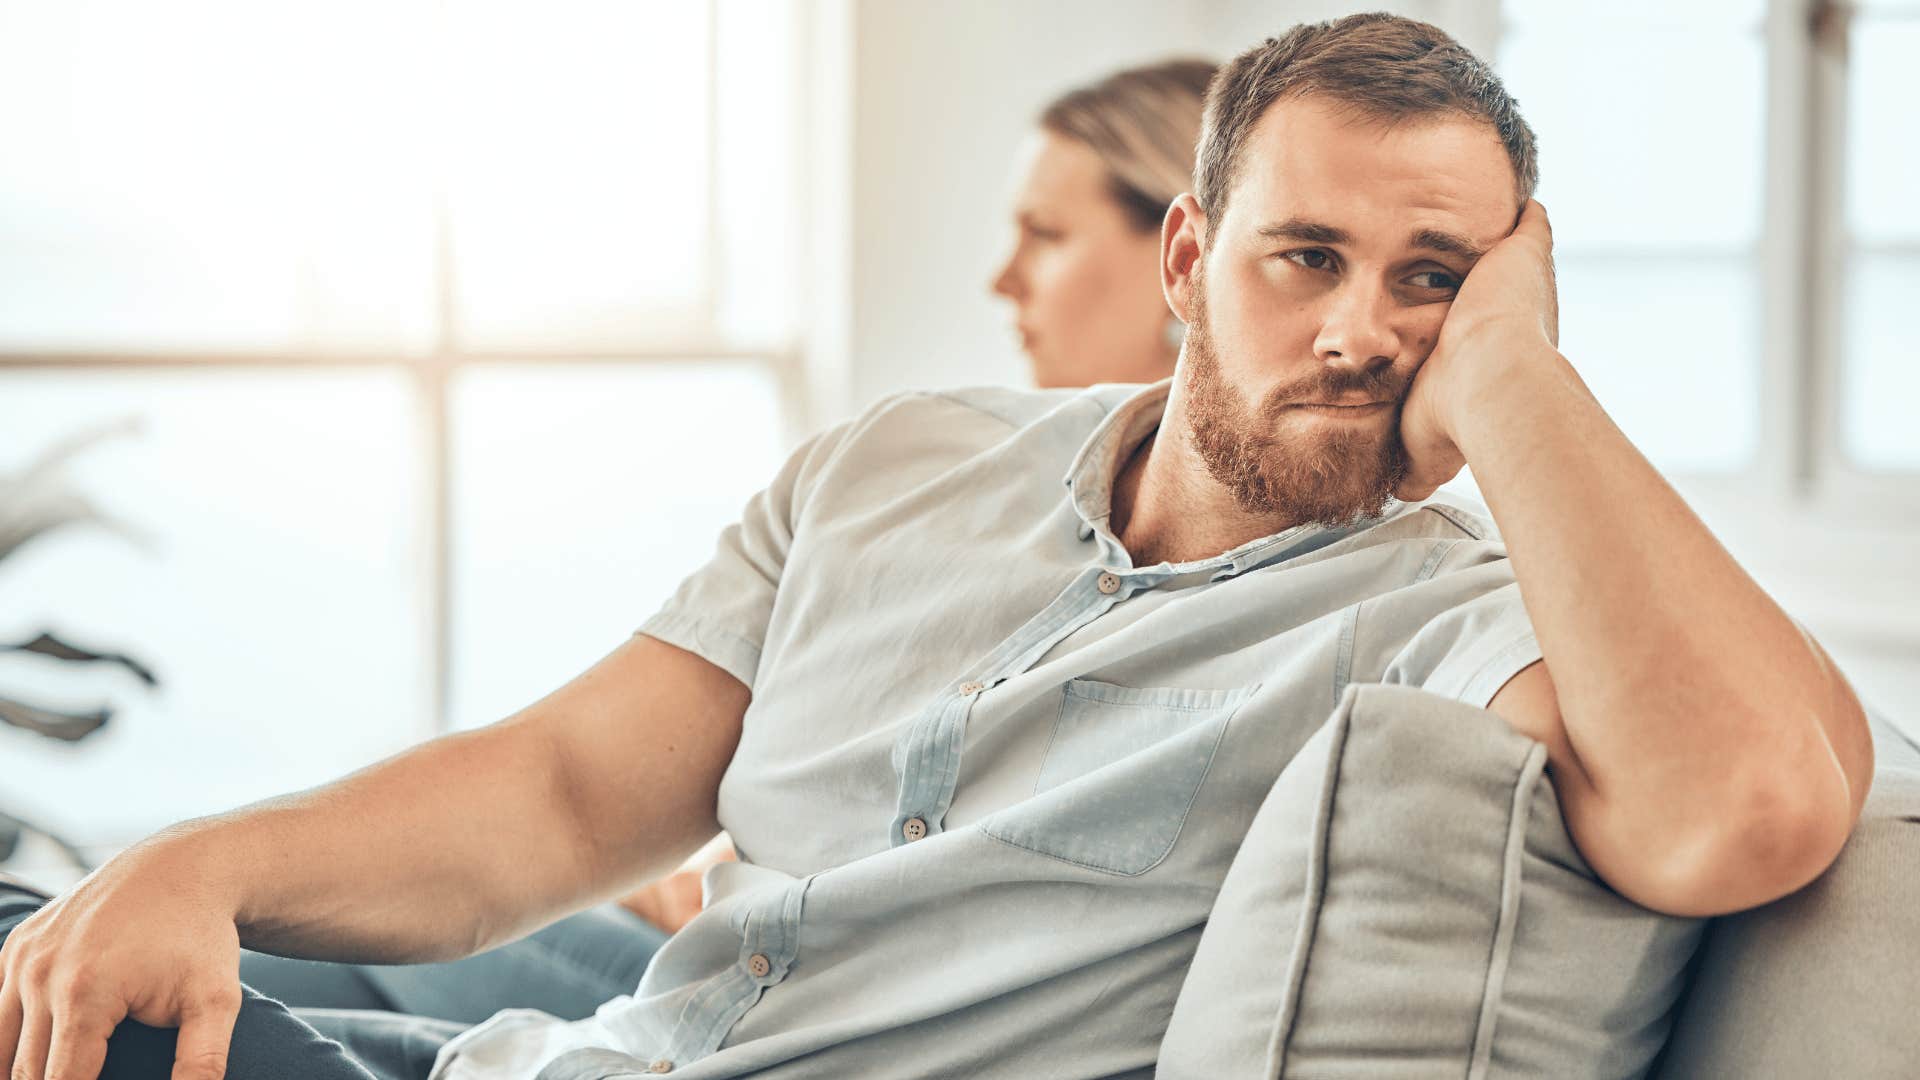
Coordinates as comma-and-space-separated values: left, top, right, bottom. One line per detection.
168, 989, 240, 1080
1515, 198, 1552, 248
43, 1031, 109, 1080
0, 989, 23, 1071
11, 996, 51, 1080
44, 998, 116, 1080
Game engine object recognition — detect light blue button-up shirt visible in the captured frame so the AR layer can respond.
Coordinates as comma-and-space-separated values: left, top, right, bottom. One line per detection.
431, 378, 1543, 1080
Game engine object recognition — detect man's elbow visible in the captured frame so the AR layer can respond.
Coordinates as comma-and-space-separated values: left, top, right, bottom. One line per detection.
1630, 767, 1858, 919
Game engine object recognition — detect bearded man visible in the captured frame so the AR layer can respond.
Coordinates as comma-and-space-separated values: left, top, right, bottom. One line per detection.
0, 13, 1872, 1080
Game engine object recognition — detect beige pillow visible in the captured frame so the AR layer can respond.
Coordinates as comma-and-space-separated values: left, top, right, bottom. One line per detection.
1158, 682, 1704, 1078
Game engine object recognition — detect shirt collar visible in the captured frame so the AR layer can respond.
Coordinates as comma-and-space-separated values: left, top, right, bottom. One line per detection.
1062, 378, 1173, 535
1061, 377, 1403, 567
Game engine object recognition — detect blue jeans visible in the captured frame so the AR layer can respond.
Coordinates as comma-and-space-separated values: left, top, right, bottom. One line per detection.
239, 903, 667, 1024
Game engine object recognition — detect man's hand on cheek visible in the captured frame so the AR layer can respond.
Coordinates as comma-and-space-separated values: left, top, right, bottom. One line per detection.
1393, 198, 1560, 501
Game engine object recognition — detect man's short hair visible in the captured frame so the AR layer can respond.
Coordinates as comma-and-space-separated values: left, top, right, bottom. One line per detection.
1193, 12, 1539, 228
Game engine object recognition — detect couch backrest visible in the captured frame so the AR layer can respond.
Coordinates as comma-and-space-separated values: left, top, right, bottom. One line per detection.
1649, 708, 1920, 1078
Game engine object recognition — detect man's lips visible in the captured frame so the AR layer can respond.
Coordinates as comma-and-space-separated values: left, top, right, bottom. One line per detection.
1289, 400, 1394, 417
1297, 396, 1391, 407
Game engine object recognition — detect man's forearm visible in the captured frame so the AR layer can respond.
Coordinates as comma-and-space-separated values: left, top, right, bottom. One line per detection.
151, 716, 597, 965
1453, 345, 1870, 854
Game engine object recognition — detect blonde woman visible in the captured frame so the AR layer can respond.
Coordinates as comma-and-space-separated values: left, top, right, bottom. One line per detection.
993, 58, 1216, 388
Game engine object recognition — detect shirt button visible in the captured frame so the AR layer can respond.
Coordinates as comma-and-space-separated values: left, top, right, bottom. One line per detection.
958, 680, 985, 695
1097, 571, 1121, 595
648, 1061, 674, 1074
747, 952, 772, 978
902, 817, 928, 841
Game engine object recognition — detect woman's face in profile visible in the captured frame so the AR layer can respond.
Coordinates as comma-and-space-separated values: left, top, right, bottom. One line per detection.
990, 132, 1178, 389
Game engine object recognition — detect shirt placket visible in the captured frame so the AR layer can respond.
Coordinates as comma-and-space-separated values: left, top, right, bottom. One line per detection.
649, 876, 809, 1073
886, 559, 1184, 848
883, 515, 1364, 849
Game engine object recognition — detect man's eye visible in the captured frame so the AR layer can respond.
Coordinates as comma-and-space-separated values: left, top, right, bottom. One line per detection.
1284, 249, 1335, 271
1407, 270, 1461, 291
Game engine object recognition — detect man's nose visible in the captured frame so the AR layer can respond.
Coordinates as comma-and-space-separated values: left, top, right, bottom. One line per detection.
1312, 281, 1398, 370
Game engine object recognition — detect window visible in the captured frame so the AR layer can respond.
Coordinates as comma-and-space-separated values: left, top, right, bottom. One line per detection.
1480, 0, 1920, 503
1836, 1, 1920, 470
1496, 0, 1768, 474
447, 363, 785, 730
0, 369, 422, 842
0, 0, 815, 854
1468, 0, 1920, 731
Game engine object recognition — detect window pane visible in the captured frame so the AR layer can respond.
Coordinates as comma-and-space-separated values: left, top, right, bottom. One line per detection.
448, 362, 784, 730
1497, 26, 1765, 251
0, 0, 766, 357
1840, 255, 1920, 469
714, 0, 800, 349
0, 1, 439, 353
0, 369, 425, 846
1498, 5, 1763, 476
1554, 257, 1759, 473
446, 2, 715, 352
1847, 19, 1920, 243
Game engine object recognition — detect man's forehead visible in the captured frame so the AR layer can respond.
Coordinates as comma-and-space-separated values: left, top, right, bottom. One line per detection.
1223, 96, 1518, 249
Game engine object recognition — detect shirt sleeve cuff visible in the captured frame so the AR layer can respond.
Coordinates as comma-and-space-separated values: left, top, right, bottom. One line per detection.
1454, 632, 1546, 711
636, 610, 763, 691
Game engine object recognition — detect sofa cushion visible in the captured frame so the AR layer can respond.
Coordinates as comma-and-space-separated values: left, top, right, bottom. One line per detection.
1648, 709, 1920, 1078
1157, 682, 1705, 1079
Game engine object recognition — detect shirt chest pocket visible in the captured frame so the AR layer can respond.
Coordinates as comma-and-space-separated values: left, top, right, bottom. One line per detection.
980, 678, 1258, 876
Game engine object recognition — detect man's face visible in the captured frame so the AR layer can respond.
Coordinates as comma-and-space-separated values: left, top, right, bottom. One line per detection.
1179, 95, 1518, 526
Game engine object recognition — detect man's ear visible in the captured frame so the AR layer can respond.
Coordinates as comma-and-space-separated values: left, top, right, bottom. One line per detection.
1160, 193, 1206, 325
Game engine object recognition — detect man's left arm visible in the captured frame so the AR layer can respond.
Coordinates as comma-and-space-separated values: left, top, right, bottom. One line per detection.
1398, 201, 1874, 919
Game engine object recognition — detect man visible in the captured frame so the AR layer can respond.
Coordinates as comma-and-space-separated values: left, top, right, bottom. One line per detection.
0, 13, 1874, 1080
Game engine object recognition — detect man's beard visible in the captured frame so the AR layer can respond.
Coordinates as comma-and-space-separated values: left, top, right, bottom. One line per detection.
1181, 274, 1411, 528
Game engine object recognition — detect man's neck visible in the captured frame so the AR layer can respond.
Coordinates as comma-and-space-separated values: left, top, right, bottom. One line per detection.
1110, 389, 1305, 568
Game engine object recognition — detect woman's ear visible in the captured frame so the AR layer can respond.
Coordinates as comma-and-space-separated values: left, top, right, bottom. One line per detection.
1160, 193, 1206, 325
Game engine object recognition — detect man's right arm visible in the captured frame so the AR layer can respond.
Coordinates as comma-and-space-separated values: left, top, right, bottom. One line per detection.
0, 633, 745, 1080
211, 632, 748, 962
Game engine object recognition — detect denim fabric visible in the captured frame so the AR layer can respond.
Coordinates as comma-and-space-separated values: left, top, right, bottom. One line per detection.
0, 897, 465, 1080
431, 379, 1546, 1080
241, 903, 666, 1024
296, 1010, 469, 1080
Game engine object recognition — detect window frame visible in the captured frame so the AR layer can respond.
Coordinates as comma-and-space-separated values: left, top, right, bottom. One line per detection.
1806, 0, 1920, 508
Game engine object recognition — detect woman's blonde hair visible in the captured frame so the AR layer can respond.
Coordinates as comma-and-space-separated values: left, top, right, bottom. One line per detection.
1039, 58, 1218, 233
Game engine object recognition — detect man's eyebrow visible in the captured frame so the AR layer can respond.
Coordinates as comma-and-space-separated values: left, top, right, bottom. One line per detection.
1256, 218, 1351, 246
1257, 218, 1488, 263
1408, 227, 1487, 262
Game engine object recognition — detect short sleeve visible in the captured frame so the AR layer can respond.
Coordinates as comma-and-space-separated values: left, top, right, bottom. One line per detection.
635, 414, 862, 690
1381, 546, 1543, 710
